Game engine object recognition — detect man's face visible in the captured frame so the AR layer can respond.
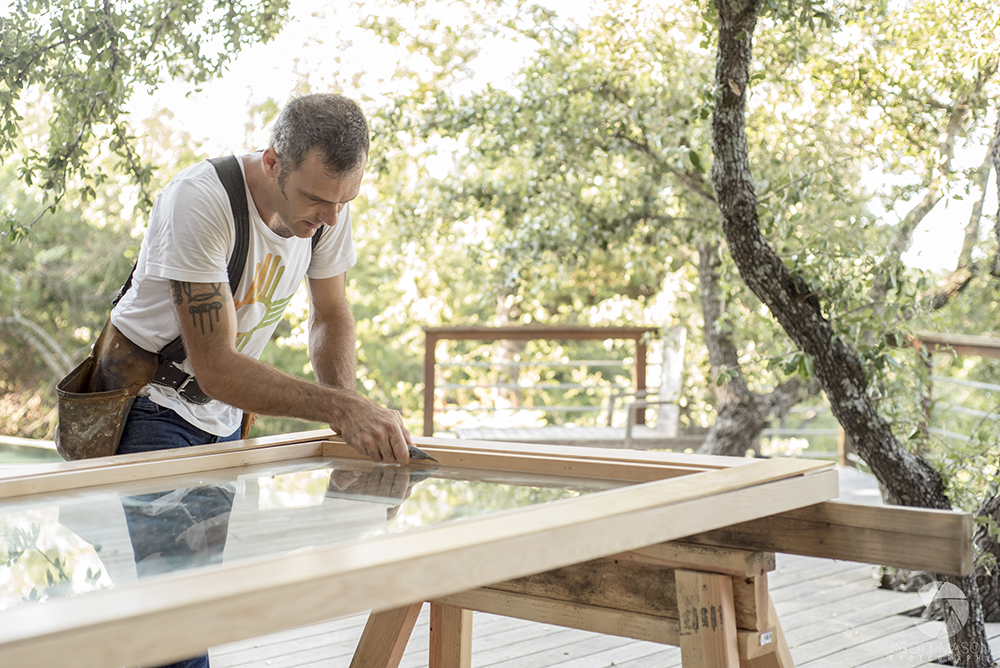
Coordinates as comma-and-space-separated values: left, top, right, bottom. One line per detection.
268, 148, 363, 239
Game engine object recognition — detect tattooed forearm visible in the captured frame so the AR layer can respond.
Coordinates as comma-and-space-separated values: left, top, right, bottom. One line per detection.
170, 281, 229, 334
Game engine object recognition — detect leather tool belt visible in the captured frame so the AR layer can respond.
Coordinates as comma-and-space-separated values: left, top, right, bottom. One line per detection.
55, 321, 158, 460
152, 359, 212, 405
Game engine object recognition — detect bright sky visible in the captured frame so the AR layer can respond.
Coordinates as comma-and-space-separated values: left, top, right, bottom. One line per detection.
901, 168, 998, 272
130, 0, 586, 155
128, 0, 996, 275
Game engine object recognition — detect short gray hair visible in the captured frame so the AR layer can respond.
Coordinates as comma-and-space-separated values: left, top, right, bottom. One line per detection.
269, 94, 370, 181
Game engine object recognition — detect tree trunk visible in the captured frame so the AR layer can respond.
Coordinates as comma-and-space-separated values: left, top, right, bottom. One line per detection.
941, 574, 993, 667
695, 242, 811, 457
494, 286, 525, 409
709, 1, 993, 664
696, 241, 761, 456
711, 0, 945, 507
974, 491, 1000, 622
656, 325, 686, 437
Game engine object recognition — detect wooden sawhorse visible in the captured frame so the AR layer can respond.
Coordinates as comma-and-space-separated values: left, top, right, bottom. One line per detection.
350, 541, 790, 668
348, 498, 973, 668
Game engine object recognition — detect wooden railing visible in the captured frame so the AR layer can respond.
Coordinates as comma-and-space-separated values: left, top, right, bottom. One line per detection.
905, 331, 1000, 359
420, 328, 1000, 451
422, 325, 659, 437
833, 331, 1000, 464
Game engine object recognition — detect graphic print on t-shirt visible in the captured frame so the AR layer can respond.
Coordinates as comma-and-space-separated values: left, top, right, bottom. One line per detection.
233, 253, 294, 352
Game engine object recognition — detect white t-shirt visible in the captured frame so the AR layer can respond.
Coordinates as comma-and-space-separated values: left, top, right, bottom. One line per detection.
111, 157, 357, 436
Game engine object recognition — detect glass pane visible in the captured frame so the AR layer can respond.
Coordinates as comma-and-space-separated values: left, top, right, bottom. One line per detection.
0, 456, 627, 613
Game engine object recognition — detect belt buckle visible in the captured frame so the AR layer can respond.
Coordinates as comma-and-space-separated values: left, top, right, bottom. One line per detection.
176, 375, 195, 394
177, 375, 210, 405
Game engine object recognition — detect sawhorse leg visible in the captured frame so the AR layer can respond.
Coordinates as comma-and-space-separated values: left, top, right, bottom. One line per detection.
429, 602, 473, 668
349, 604, 422, 668
739, 599, 794, 668
675, 570, 794, 668
349, 603, 474, 668
676, 569, 741, 667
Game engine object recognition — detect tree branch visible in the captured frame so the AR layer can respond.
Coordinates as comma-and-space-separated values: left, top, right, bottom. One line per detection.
927, 137, 995, 309
1, 312, 74, 379
869, 104, 968, 308
614, 130, 717, 204
959, 150, 993, 268
0, 25, 102, 72
871, 68, 996, 310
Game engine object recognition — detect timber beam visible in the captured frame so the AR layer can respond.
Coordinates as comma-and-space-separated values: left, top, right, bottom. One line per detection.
683, 499, 972, 576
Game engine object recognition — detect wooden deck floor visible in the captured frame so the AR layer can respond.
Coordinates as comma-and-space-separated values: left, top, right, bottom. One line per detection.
212, 550, 1000, 667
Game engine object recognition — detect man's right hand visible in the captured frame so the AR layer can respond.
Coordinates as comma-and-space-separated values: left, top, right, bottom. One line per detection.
332, 395, 413, 464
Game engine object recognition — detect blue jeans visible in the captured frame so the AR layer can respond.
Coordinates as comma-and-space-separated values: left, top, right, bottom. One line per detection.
118, 396, 240, 668
118, 396, 241, 455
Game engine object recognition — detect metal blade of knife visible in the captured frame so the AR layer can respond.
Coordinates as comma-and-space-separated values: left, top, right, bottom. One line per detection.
408, 444, 438, 463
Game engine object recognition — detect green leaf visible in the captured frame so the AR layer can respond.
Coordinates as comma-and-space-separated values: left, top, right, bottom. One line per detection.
689, 149, 706, 173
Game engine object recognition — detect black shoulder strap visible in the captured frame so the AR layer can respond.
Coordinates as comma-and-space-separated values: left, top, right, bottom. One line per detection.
159, 156, 251, 364
210, 155, 252, 292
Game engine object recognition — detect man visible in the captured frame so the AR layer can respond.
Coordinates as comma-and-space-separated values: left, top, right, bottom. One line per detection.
108, 94, 414, 668
112, 93, 413, 463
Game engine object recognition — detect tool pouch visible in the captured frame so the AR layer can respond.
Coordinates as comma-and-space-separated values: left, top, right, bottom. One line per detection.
55, 320, 158, 461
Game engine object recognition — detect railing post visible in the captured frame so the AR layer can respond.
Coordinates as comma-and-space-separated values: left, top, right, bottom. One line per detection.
634, 335, 648, 426
918, 347, 933, 451
423, 331, 439, 437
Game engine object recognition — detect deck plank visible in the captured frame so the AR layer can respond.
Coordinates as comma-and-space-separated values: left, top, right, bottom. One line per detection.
799, 620, 954, 668
783, 589, 923, 644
